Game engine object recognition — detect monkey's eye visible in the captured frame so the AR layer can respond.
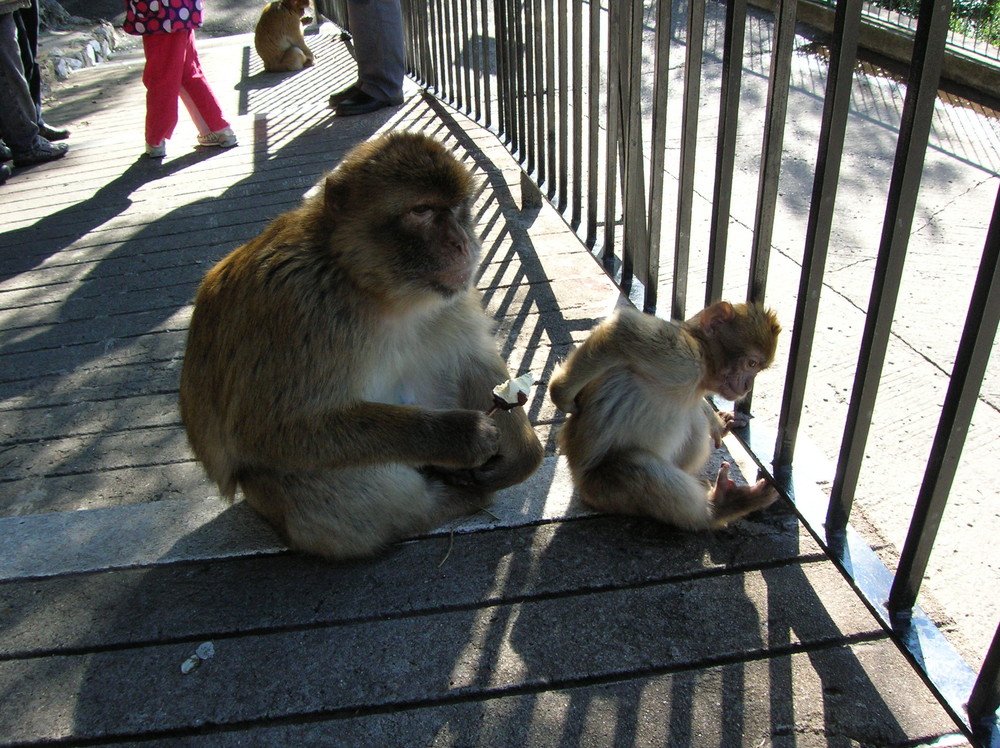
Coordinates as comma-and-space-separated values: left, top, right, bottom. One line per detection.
410, 205, 434, 216
746, 357, 760, 370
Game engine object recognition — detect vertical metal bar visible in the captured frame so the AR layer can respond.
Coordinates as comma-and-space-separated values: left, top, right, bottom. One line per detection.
705, 0, 746, 307
498, 0, 515, 145
466, 0, 482, 125
747, 0, 797, 304
514, 0, 527, 162
672, 0, 705, 321
479, 0, 492, 129
968, 621, 1000, 737
774, 0, 863, 469
557, 0, 569, 210
523, 0, 536, 172
446, 0, 459, 103
399, 0, 411, 76
493, 0, 506, 139
621, 0, 648, 295
586, 0, 601, 247
602, 1, 622, 275
415, 1, 431, 84
645, 0, 672, 314
451, 0, 461, 101
441, 0, 454, 103
400, 0, 415, 78
887, 184, 1000, 616
459, 0, 472, 115
447, 0, 460, 109
532, 0, 546, 184
827, 0, 951, 534
434, 0, 449, 96
412, 0, 432, 89
420, 1, 434, 85
546, 0, 559, 200
571, 0, 583, 228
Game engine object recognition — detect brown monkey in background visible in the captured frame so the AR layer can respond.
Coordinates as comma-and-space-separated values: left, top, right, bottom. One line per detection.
254, 0, 315, 72
549, 302, 781, 529
180, 132, 543, 559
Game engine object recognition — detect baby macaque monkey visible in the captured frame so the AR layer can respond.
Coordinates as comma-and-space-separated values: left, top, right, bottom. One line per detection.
549, 302, 781, 529
180, 132, 543, 559
255, 0, 315, 72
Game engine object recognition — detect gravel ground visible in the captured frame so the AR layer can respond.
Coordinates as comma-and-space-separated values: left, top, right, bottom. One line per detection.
58, 0, 261, 37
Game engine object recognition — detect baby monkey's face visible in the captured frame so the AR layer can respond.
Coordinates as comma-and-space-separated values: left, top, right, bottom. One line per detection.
284, 0, 310, 15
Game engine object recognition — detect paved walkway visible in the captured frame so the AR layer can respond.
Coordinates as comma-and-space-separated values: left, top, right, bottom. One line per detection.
0, 26, 972, 745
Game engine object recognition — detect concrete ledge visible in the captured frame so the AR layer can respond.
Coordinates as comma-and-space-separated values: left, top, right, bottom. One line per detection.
0, 451, 756, 581
0, 455, 589, 580
750, 0, 1000, 103
0, 496, 285, 581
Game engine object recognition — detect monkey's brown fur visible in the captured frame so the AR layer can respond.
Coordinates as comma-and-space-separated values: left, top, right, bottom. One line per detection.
255, 0, 314, 72
180, 132, 543, 559
549, 302, 781, 530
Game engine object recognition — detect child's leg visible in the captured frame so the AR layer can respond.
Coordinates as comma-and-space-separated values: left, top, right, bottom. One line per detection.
141, 33, 187, 146
177, 31, 229, 135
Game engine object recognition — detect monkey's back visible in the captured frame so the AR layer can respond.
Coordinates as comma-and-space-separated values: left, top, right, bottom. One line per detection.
557, 364, 705, 472
254, 2, 300, 68
554, 308, 708, 475
179, 202, 354, 495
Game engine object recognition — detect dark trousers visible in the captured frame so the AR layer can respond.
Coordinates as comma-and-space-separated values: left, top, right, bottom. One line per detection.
14, 0, 41, 118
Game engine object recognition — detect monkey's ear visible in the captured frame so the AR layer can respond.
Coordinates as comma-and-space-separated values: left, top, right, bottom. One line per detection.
700, 301, 735, 336
324, 176, 350, 220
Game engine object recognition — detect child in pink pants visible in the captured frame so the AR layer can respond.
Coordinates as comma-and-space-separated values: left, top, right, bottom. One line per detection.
124, 0, 237, 158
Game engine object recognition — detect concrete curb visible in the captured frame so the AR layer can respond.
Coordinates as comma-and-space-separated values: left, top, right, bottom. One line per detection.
0, 455, 589, 581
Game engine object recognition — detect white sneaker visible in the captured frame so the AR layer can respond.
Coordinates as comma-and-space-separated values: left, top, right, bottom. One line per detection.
145, 142, 166, 158
197, 127, 238, 148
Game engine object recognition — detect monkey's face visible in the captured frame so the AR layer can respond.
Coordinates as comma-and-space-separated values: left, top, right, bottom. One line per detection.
324, 132, 482, 303
706, 353, 765, 401
391, 200, 479, 297
695, 300, 780, 400
282, 0, 309, 15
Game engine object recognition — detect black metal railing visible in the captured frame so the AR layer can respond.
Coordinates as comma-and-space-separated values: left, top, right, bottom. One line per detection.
322, 0, 1000, 743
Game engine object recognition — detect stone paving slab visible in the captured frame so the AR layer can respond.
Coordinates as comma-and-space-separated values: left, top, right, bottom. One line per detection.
92, 639, 956, 748
0, 511, 810, 660
0, 548, 895, 744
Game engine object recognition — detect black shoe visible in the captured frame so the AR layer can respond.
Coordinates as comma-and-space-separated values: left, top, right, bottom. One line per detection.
328, 81, 361, 108
39, 123, 71, 141
0, 163, 11, 185
334, 89, 400, 117
13, 139, 69, 167
0, 139, 11, 162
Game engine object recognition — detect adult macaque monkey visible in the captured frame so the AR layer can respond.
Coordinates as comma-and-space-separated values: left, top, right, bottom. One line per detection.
180, 132, 543, 559
254, 0, 315, 72
549, 302, 781, 529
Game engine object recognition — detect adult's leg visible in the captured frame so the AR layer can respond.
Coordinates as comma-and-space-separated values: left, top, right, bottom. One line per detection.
13, 1, 39, 116
0, 12, 40, 152
14, 0, 68, 139
346, 0, 404, 103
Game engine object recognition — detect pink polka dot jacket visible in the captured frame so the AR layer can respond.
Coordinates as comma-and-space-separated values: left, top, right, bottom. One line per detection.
123, 0, 204, 35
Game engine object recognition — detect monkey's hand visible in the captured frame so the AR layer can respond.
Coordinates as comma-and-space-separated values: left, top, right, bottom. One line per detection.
701, 401, 727, 448
719, 410, 750, 430
709, 462, 778, 527
427, 410, 500, 469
